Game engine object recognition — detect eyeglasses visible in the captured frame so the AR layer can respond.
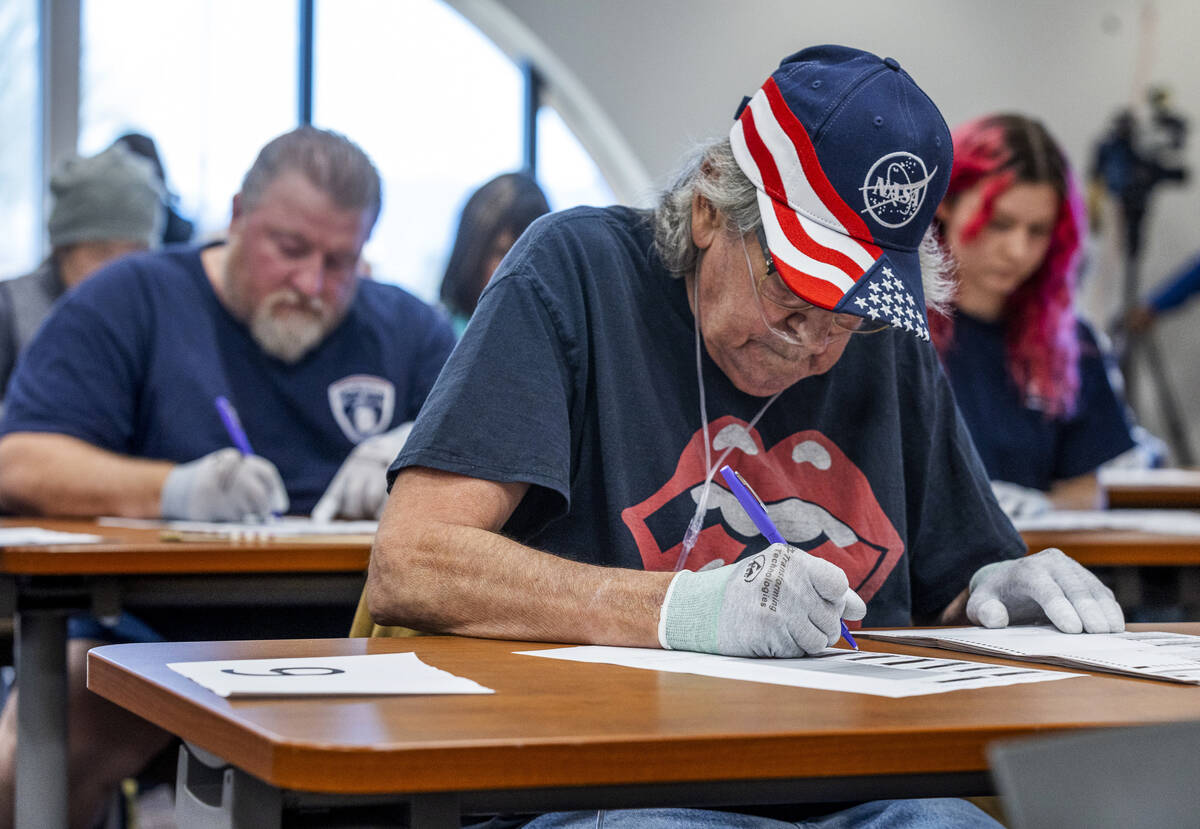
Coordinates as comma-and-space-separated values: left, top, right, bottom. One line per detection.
742, 227, 889, 344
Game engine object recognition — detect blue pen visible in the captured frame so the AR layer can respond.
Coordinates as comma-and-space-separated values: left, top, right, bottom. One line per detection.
214, 396, 279, 520
214, 396, 255, 455
719, 464, 858, 650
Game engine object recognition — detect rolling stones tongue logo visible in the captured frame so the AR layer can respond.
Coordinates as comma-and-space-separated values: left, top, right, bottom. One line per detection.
621, 416, 904, 609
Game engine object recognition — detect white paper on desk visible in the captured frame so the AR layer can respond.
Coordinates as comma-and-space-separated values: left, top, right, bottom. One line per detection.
1011, 508, 1200, 535
0, 527, 104, 545
98, 516, 378, 538
1099, 467, 1200, 487
168, 652, 493, 698
516, 645, 1080, 698
860, 626, 1200, 684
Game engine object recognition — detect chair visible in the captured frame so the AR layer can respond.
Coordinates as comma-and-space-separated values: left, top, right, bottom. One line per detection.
348, 588, 422, 639
989, 719, 1200, 828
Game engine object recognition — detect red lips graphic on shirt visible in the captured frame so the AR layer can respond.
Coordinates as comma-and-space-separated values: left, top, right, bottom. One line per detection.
621, 416, 904, 609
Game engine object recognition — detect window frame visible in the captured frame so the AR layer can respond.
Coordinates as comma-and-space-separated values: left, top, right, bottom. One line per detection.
35, 0, 643, 266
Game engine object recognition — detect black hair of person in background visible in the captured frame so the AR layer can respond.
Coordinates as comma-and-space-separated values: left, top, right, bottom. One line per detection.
111, 132, 196, 245
439, 171, 550, 336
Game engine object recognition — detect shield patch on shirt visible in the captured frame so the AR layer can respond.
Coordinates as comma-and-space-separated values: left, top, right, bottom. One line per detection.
328, 375, 395, 444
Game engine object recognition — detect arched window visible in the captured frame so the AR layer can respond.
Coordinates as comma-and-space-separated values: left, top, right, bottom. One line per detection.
69, 0, 618, 304
313, 0, 614, 301
78, 0, 299, 240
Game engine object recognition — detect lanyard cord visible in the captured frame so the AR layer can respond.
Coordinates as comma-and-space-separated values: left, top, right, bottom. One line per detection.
673, 247, 782, 572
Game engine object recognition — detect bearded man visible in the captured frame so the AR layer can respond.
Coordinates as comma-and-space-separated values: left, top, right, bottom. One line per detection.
0, 125, 453, 523
0, 126, 454, 829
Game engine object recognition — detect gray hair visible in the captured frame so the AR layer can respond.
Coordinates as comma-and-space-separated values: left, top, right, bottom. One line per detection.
240, 126, 382, 229
652, 137, 954, 313
653, 138, 758, 277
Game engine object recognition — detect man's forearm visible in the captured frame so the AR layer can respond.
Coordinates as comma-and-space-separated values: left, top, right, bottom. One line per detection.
0, 433, 172, 517
367, 472, 674, 646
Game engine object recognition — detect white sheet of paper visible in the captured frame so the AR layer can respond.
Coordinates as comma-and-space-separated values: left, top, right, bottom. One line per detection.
1011, 508, 1200, 535
99, 516, 378, 537
860, 626, 1200, 684
516, 645, 1080, 698
0, 527, 104, 546
168, 652, 494, 698
1099, 467, 1200, 487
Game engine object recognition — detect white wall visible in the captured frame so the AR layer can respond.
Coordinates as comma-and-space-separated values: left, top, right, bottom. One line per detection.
483, 0, 1200, 461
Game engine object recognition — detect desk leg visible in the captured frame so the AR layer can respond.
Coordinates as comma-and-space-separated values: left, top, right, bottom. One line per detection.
14, 609, 68, 829
175, 743, 282, 828
409, 793, 459, 829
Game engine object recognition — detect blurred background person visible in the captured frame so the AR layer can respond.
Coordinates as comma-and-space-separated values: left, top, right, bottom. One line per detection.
111, 131, 196, 245
930, 113, 1136, 519
1123, 251, 1200, 335
438, 171, 549, 335
0, 143, 163, 402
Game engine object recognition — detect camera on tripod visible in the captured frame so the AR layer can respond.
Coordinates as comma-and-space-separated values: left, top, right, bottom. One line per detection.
1091, 86, 1189, 257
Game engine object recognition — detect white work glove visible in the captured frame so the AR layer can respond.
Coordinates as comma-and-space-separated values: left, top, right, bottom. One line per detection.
310, 422, 414, 522
161, 448, 289, 521
990, 479, 1052, 520
658, 542, 867, 657
967, 548, 1125, 634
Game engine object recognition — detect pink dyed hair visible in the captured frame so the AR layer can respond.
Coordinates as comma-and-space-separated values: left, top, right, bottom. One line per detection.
930, 114, 1086, 418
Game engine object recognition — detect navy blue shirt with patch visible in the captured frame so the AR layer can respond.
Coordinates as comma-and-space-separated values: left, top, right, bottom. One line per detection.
942, 311, 1135, 492
393, 207, 1024, 627
2, 245, 455, 514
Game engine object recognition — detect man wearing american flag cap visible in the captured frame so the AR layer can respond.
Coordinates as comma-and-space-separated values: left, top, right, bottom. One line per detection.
367, 45, 1120, 828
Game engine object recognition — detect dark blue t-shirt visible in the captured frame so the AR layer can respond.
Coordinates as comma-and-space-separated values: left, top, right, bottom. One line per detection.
941, 311, 1135, 492
393, 207, 1024, 627
2, 245, 456, 513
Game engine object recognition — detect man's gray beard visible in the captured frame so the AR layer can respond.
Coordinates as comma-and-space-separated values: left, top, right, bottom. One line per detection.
249, 293, 335, 363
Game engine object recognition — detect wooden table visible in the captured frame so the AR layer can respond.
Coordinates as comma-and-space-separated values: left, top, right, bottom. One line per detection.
88, 626, 1200, 828
1021, 528, 1200, 619
1102, 470, 1200, 509
1106, 484, 1200, 509
1020, 529, 1200, 567
0, 518, 371, 829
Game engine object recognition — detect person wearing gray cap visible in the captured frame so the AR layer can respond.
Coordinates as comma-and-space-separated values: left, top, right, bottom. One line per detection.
0, 143, 164, 402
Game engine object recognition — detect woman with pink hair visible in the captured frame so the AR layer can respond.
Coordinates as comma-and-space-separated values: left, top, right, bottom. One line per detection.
931, 113, 1135, 517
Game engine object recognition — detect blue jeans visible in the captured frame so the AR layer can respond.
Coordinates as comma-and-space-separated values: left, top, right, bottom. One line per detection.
512, 799, 1001, 828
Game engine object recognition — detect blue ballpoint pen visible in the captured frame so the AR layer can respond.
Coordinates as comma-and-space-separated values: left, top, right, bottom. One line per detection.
719, 464, 858, 650
214, 396, 256, 456
214, 396, 280, 520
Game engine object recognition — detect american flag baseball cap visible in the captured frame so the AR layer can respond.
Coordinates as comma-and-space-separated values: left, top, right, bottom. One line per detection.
730, 45, 952, 340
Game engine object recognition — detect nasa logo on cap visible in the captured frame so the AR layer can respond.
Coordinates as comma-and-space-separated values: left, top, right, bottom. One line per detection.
860, 151, 937, 228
